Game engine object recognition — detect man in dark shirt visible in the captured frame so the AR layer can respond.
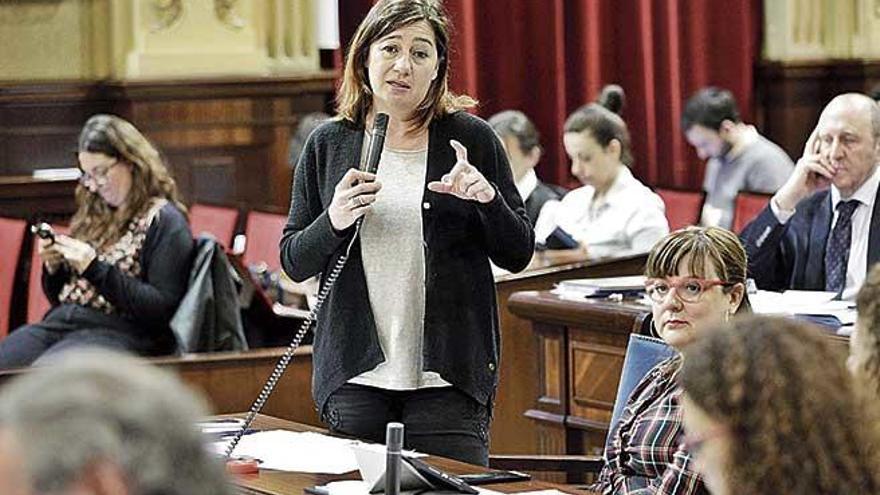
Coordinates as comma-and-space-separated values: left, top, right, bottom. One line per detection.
682, 87, 793, 229
489, 110, 563, 226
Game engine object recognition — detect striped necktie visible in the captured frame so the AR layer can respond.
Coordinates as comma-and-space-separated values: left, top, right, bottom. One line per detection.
824, 199, 860, 295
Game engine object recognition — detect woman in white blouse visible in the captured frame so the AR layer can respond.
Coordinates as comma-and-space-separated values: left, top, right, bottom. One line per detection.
535, 91, 669, 257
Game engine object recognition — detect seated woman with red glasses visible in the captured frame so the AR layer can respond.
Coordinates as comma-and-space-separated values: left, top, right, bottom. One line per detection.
680, 316, 880, 494
591, 226, 749, 494
0, 114, 193, 368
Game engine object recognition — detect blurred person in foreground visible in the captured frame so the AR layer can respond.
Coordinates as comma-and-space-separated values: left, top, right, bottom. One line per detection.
849, 262, 880, 397
0, 114, 193, 368
0, 349, 232, 495
680, 316, 880, 494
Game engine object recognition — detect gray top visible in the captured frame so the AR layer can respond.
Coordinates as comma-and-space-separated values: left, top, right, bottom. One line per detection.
703, 130, 794, 229
352, 146, 450, 390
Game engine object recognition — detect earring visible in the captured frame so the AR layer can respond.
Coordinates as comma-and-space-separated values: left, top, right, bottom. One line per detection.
724, 309, 733, 322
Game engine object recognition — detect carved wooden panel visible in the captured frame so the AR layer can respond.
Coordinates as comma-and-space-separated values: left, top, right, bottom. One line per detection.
569, 336, 625, 426
0, 75, 335, 214
538, 326, 564, 408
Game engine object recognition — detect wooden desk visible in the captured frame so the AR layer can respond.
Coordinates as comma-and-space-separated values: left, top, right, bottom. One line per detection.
491, 252, 646, 454
508, 290, 852, 457
0, 175, 77, 221
230, 414, 594, 495
0, 347, 322, 428
507, 290, 651, 456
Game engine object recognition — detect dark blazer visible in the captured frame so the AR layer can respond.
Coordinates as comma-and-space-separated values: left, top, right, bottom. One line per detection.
280, 112, 534, 414
739, 186, 880, 291
524, 181, 562, 226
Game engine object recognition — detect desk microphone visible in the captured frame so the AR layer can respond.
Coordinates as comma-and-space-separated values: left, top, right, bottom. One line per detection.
385, 422, 403, 495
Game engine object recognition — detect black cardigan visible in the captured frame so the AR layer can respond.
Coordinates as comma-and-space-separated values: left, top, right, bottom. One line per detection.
280, 111, 534, 413
44, 203, 193, 339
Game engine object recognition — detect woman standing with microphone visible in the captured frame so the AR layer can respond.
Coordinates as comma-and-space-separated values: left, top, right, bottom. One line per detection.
280, 0, 533, 465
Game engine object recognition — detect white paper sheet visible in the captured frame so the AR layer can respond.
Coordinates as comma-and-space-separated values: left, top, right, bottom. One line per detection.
214, 430, 359, 474
751, 290, 856, 325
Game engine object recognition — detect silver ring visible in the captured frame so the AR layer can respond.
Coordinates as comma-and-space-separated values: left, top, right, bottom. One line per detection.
354, 196, 363, 208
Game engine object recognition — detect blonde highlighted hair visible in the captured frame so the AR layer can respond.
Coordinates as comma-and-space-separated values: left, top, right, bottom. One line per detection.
73, 114, 185, 247
336, 0, 476, 130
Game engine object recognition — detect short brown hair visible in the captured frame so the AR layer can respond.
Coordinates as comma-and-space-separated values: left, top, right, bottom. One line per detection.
645, 226, 751, 314
336, 0, 476, 129
680, 316, 880, 494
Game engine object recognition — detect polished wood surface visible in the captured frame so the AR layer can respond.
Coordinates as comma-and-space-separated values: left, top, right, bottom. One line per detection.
0, 74, 336, 213
0, 175, 77, 221
228, 414, 594, 495
508, 290, 651, 457
491, 251, 646, 454
0, 347, 321, 428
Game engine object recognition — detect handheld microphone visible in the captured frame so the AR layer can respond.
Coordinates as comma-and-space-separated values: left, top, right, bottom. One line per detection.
363, 113, 389, 175
385, 422, 404, 495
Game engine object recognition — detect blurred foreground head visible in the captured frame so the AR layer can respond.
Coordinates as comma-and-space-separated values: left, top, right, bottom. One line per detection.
0, 350, 232, 495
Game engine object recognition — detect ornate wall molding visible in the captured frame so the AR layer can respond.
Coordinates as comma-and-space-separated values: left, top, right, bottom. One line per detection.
150, 0, 183, 33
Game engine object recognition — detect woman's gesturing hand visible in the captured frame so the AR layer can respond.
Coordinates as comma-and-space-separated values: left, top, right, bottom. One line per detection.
427, 140, 496, 204
328, 168, 382, 231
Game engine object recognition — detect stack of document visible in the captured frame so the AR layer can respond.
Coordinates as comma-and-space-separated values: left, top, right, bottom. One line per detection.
750, 290, 855, 330
553, 275, 646, 299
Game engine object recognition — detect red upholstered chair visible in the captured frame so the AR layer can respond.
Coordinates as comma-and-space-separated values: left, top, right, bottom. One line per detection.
189, 203, 240, 248
27, 224, 71, 324
732, 191, 773, 233
242, 211, 287, 273
0, 218, 28, 339
655, 188, 706, 231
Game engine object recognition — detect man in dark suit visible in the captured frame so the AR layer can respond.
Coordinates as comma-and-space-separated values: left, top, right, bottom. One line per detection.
488, 110, 564, 226
741, 93, 880, 300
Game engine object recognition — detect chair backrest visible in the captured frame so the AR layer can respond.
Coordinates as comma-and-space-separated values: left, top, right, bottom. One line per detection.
242, 211, 287, 273
0, 218, 28, 339
655, 188, 705, 231
189, 203, 239, 249
732, 191, 772, 233
27, 224, 71, 324
606, 333, 676, 449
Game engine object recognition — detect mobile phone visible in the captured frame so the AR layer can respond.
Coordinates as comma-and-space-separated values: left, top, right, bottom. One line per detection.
31, 222, 56, 242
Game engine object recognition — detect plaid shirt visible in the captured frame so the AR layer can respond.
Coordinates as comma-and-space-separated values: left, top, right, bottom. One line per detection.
592, 355, 708, 495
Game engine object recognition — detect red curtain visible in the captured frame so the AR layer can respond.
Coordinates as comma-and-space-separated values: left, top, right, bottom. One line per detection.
338, 0, 761, 190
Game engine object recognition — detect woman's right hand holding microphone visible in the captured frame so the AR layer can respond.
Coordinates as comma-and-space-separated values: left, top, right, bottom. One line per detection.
328, 169, 382, 231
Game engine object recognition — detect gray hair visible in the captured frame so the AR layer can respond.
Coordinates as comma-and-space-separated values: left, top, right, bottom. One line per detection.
0, 350, 233, 495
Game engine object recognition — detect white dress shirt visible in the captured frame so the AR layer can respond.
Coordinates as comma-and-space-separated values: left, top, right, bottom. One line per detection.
516, 169, 539, 203
534, 167, 669, 258
771, 165, 880, 300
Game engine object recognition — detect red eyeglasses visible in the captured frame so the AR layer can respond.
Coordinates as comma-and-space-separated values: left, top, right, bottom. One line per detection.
644, 276, 734, 304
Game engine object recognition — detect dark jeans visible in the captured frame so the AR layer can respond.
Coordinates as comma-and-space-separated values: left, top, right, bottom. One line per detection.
0, 304, 174, 369
322, 383, 491, 466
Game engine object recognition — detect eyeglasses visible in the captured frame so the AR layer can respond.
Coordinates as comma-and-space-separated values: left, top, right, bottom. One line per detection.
682, 426, 729, 453
644, 276, 734, 304
78, 160, 119, 188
